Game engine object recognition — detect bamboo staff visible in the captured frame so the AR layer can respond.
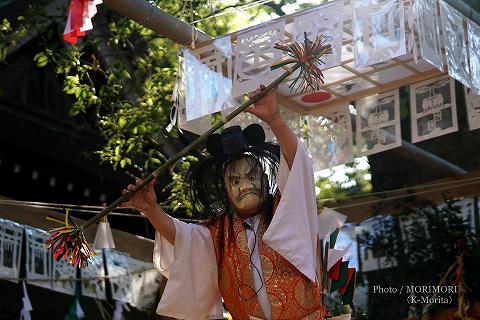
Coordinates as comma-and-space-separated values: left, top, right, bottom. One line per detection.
45, 33, 332, 267
81, 63, 300, 231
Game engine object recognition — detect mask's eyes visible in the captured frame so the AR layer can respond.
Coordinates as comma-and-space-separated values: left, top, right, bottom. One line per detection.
231, 178, 240, 185
249, 174, 256, 181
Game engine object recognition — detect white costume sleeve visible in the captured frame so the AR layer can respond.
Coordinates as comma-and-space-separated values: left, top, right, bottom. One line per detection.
263, 139, 319, 283
153, 218, 223, 319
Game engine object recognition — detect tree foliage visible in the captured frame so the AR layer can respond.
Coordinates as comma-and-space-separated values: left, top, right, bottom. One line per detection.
359, 199, 480, 318
1, 0, 312, 214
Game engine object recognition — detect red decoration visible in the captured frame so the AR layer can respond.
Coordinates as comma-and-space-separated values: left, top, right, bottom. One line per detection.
301, 91, 332, 103
329, 258, 342, 280
63, 0, 102, 44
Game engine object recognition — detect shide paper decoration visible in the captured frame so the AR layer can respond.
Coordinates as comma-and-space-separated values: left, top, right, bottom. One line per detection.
413, 0, 444, 71
45, 34, 333, 267
292, 0, 344, 70
465, 87, 480, 131
410, 75, 458, 143
307, 105, 354, 171
0, 218, 23, 282
467, 19, 480, 95
183, 37, 234, 121
439, 0, 471, 88
351, 0, 406, 68
356, 89, 402, 156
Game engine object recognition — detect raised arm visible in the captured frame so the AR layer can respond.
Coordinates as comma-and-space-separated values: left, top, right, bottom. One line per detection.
120, 179, 176, 244
245, 85, 298, 168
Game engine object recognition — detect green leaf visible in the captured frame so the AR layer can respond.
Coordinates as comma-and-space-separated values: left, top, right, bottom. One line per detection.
33, 52, 49, 67
118, 117, 127, 128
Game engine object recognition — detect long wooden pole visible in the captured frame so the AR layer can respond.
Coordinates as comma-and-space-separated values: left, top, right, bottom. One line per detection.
80, 63, 301, 231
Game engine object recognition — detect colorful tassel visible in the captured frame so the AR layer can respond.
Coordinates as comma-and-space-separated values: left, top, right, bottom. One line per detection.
44, 208, 95, 268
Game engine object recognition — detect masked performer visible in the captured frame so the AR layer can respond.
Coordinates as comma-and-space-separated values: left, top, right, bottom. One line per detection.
122, 87, 327, 319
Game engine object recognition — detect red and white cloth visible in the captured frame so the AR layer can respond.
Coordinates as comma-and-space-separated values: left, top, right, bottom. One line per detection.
63, 0, 102, 44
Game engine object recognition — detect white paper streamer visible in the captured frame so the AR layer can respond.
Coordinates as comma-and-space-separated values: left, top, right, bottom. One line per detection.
76, 300, 85, 319
351, 0, 406, 68
232, 20, 285, 97
307, 105, 354, 171
465, 86, 480, 131
410, 76, 458, 142
318, 207, 347, 241
467, 19, 480, 94
356, 90, 402, 156
439, 0, 471, 88
405, 0, 418, 64
175, 56, 214, 135
184, 37, 234, 120
292, 0, 344, 69
19, 281, 32, 320
113, 300, 130, 320
413, 0, 444, 71
93, 221, 115, 249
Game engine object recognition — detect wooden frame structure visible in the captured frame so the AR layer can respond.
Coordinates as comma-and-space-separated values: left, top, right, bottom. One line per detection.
189, 0, 447, 115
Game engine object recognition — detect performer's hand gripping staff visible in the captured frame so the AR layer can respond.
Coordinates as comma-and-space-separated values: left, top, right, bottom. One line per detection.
44, 33, 332, 267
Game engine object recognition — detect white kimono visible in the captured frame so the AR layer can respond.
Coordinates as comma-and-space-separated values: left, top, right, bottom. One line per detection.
153, 140, 342, 319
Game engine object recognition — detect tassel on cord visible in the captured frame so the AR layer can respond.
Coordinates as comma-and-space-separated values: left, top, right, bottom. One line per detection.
45, 33, 332, 267
44, 208, 96, 268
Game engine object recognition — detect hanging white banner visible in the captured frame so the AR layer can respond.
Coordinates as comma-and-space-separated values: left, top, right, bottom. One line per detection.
292, 0, 344, 70
465, 86, 480, 131
25, 228, 51, 290
413, 0, 444, 71
184, 37, 234, 121
439, 0, 471, 88
467, 19, 480, 95
356, 89, 402, 156
0, 218, 23, 282
351, 0, 406, 68
232, 20, 285, 97
307, 105, 354, 171
81, 249, 106, 300
52, 258, 76, 296
410, 75, 458, 143
105, 250, 132, 303
128, 257, 162, 310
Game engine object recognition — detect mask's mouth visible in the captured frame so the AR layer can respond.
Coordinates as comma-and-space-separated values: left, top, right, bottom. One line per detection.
239, 191, 260, 200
